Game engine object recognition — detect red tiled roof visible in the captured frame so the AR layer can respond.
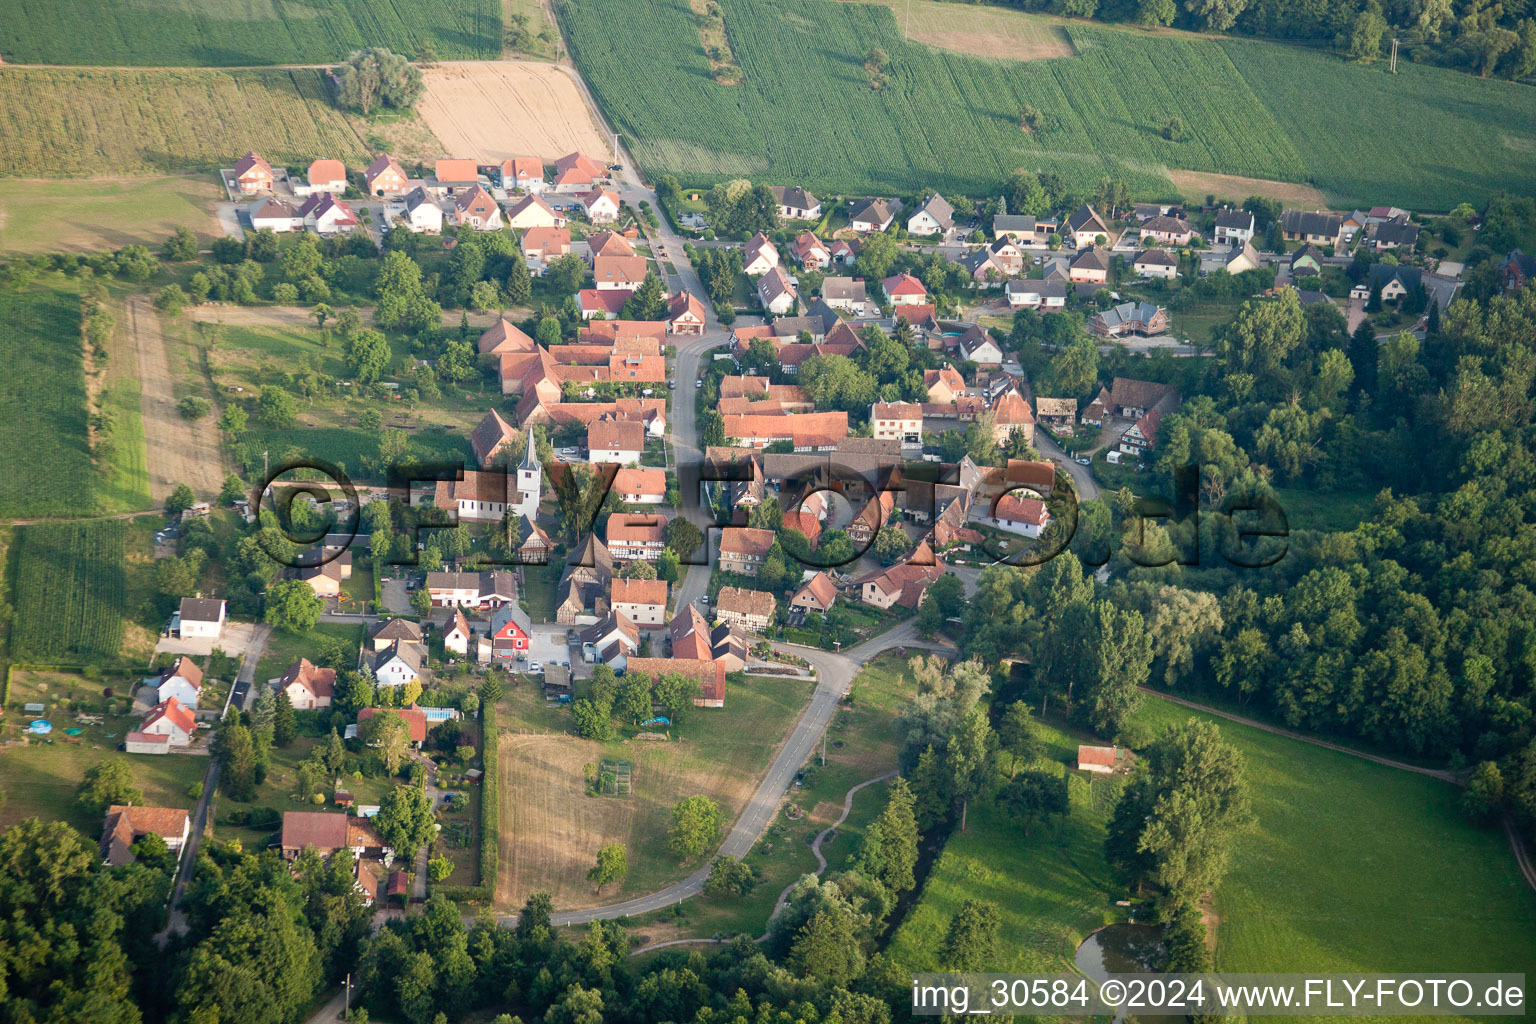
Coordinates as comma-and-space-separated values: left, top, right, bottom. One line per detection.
993, 494, 1048, 526
612, 466, 667, 498
611, 576, 668, 607
282, 811, 349, 850
357, 705, 427, 744
308, 159, 346, 185
589, 417, 644, 453
279, 657, 336, 698
624, 657, 726, 705
793, 572, 839, 609
1078, 745, 1118, 768
436, 158, 479, 183
579, 289, 631, 315
143, 697, 195, 735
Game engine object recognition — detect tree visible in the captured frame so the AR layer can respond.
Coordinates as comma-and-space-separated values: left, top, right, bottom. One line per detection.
946, 704, 995, 830
587, 842, 628, 891
571, 697, 614, 741
345, 328, 392, 384
155, 283, 189, 316
428, 855, 453, 882
668, 795, 723, 860
1002, 769, 1068, 837
546, 984, 604, 1024
938, 899, 1002, 972
620, 271, 667, 321
1161, 116, 1187, 142
997, 701, 1040, 777
273, 688, 298, 746
855, 777, 920, 893
214, 719, 260, 800
665, 517, 704, 560
788, 905, 864, 985
872, 525, 911, 563
1136, 0, 1177, 25
166, 481, 197, 515
704, 855, 757, 896
259, 385, 298, 428
375, 783, 436, 861
220, 403, 248, 436
506, 252, 532, 306
333, 48, 424, 114
265, 578, 324, 632
361, 709, 413, 775
854, 231, 899, 281
616, 677, 654, 723
77, 759, 143, 816
1463, 761, 1505, 823
1347, 5, 1387, 62
1183, 0, 1251, 31
374, 251, 441, 333
163, 226, 199, 261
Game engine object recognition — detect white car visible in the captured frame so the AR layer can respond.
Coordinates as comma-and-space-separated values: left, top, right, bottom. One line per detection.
695, 379, 703, 389
527, 661, 544, 675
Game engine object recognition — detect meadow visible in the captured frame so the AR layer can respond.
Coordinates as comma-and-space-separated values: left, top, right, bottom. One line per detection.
890, 695, 1536, 1013
0, 0, 500, 65
557, 0, 1536, 209
10, 521, 128, 661
0, 288, 96, 517
0, 68, 373, 177
0, 177, 223, 253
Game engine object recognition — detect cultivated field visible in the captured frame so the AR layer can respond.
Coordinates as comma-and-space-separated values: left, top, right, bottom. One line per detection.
0, 68, 372, 177
495, 674, 813, 910
558, 0, 1536, 208
128, 297, 225, 502
0, 288, 96, 518
0, 0, 499, 65
11, 520, 127, 660
890, 695, 1536, 1000
0, 177, 222, 253
1166, 169, 1327, 208
416, 62, 612, 163
845, 0, 1075, 60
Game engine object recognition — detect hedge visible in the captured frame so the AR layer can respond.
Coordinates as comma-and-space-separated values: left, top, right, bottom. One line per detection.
434, 698, 499, 904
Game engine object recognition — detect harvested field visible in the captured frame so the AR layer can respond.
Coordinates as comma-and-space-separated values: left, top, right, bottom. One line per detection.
416, 62, 611, 164
127, 296, 224, 502
0, 177, 222, 253
849, 0, 1075, 60
1168, 169, 1328, 207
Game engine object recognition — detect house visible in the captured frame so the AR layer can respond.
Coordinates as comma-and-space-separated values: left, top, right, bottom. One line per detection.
480, 317, 538, 358
580, 611, 639, 664
1133, 249, 1179, 280
233, 151, 274, 194
276, 658, 336, 710
582, 188, 622, 224
723, 410, 848, 450
1202, 240, 1262, 276
430, 469, 516, 523
139, 697, 195, 747
743, 232, 780, 276
710, 624, 749, 673
506, 193, 564, 230
993, 213, 1057, 243
488, 604, 534, 660
924, 365, 967, 405
300, 194, 359, 235
586, 229, 635, 262
718, 527, 776, 576
306, 159, 347, 194
666, 291, 707, 335
625, 656, 727, 708
668, 605, 715, 661
514, 516, 554, 564
397, 187, 444, 233
871, 402, 924, 446
770, 185, 821, 220
954, 324, 1004, 366
364, 154, 409, 197
847, 491, 894, 545
470, 409, 519, 468
990, 390, 1035, 446
520, 226, 572, 275
1367, 217, 1420, 251
1068, 247, 1110, 284
1065, 204, 1111, 248
979, 493, 1050, 538
281, 810, 387, 859
790, 572, 839, 616
293, 552, 351, 598
1090, 301, 1169, 339
854, 543, 943, 610
579, 289, 631, 319
354, 860, 382, 905
443, 607, 473, 656
1006, 458, 1056, 494
501, 156, 546, 192
1280, 209, 1345, 250
100, 805, 190, 867
361, 641, 424, 687
250, 198, 306, 233
1087, 377, 1180, 424
433, 159, 480, 195
1139, 215, 1199, 246
1033, 397, 1076, 431
367, 618, 423, 652
881, 271, 927, 306
1213, 207, 1255, 246
610, 576, 668, 626
757, 266, 799, 315
908, 194, 954, 236
849, 198, 896, 233
453, 185, 502, 230
1076, 744, 1124, 773
173, 597, 225, 639
1289, 244, 1325, 278
716, 586, 775, 633
607, 513, 668, 564
588, 416, 645, 465
553, 151, 605, 192
154, 656, 203, 709
594, 255, 647, 291
1005, 275, 1067, 309
425, 570, 517, 608
612, 466, 667, 504
793, 231, 832, 271
957, 246, 1007, 283
984, 237, 1026, 276
1502, 249, 1536, 292
555, 534, 614, 624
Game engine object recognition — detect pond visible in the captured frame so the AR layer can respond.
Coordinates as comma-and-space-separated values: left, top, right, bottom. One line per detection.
1075, 922, 1176, 1023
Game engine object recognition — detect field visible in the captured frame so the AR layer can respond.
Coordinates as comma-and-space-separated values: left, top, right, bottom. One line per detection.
557, 0, 1536, 208
0, 68, 373, 177
10, 521, 127, 660
0, 177, 223, 253
891, 695, 1536, 1012
1166, 169, 1327, 208
0, 0, 499, 66
846, 0, 1075, 60
494, 672, 814, 910
0, 288, 97, 517
416, 62, 613, 163
0, 738, 206, 837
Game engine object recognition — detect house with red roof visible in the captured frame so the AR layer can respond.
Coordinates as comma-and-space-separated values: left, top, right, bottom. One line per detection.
299, 194, 359, 235
500, 156, 546, 192
977, 493, 1050, 538
232, 151, 273, 194
138, 697, 196, 746
790, 572, 839, 617
454, 185, 503, 231
881, 272, 928, 306
306, 159, 348, 194
153, 656, 204, 709
100, 805, 190, 867
667, 291, 707, 335
582, 188, 622, 224
275, 657, 336, 710
356, 705, 429, 747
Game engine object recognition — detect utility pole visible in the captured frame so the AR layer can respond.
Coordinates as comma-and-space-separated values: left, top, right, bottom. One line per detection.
1390, 37, 1399, 74
344, 973, 351, 1020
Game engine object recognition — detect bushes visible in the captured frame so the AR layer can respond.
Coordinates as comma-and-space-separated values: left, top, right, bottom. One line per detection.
434, 698, 498, 903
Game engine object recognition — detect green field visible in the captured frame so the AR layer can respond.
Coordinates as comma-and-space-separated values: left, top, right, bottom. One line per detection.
0, 68, 375, 177
10, 521, 127, 660
891, 695, 1536, 1012
557, 0, 1536, 208
0, 0, 499, 65
243, 427, 474, 484
0, 177, 222, 253
0, 739, 206, 837
0, 289, 96, 517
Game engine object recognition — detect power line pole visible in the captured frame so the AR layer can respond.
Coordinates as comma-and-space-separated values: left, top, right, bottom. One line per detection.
1390, 37, 1399, 74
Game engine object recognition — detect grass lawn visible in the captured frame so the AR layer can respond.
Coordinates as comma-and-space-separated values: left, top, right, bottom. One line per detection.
495, 670, 826, 910
0, 739, 207, 837
521, 558, 564, 624
253, 622, 364, 691
891, 694, 1536, 1013
0, 177, 222, 254
1166, 298, 1244, 348
96, 294, 154, 513
626, 652, 918, 948
1270, 485, 1378, 534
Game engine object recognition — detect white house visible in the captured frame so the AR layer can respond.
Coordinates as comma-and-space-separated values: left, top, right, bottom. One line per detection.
588, 417, 644, 465
275, 657, 335, 710
174, 598, 225, 640
1213, 208, 1255, 246
821, 276, 868, 314
300, 194, 359, 235
770, 186, 821, 221
742, 232, 780, 276
1133, 249, 1179, 280
582, 188, 621, 224
361, 641, 423, 687
610, 577, 668, 626
249, 198, 305, 233
443, 608, 473, 656
957, 327, 1004, 366
907, 194, 954, 236
979, 493, 1050, 538
612, 466, 667, 505
871, 402, 923, 446
305, 159, 348, 195
154, 656, 203, 709
505, 194, 564, 230
138, 698, 195, 747
849, 198, 895, 233
757, 266, 799, 315
396, 187, 444, 233
881, 271, 928, 306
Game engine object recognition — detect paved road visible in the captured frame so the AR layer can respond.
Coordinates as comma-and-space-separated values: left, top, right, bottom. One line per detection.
1034, 429, 1099, 501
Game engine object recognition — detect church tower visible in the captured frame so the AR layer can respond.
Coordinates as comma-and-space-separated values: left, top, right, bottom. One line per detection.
513, 439, 541, 519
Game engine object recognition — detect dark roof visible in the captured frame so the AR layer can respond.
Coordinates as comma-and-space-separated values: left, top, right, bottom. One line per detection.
1214, 207, 1254, 230
1281, 209, 1342, 237
1367, 263, 1423, 292
1065, 204, 1108, 235
770, 185, 818, 211
178, 597, 224, 623
369, 618, 423, 644
1372, 219, 1420, 245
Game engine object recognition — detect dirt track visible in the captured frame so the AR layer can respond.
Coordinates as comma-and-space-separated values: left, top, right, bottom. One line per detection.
127, 295, 224, 501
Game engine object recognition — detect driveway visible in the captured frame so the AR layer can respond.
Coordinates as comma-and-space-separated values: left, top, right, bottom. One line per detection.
380, 578, 413, 615
156, 620, 256, 658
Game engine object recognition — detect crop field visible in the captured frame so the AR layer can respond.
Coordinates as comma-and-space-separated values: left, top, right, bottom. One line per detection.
0, 289, 96, 518
0, 177, 223, 254
843, 0, 1074, 60
11, 521, 127, 661
0, 0, 499, 66
0, 68, 373, 177
557, 0, 1536, 208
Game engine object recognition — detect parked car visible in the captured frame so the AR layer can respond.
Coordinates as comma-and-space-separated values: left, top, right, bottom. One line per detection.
668, 380, 677, 389
1076, 456, 1091, 465
527, 660, 544, 674
695, 379, 703, 389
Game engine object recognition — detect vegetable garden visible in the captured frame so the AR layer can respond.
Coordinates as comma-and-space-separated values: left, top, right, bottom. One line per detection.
11, 520, 128, 661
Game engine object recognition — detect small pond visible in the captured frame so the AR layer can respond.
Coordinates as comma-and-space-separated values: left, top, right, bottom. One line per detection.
1075, 922, 1177, 1023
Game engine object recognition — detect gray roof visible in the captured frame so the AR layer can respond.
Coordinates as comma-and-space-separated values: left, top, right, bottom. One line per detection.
821, 277, 867, 302
491, 603, 533, 638
993, 214, 1037, 232
912, 194, 954, 231
772, 315, 822, 338
1134, 249, 1178, 267
1282, 209, 1342, 237
1066, 204, 1108, 235
1372, 219, 1420, 245
849, 198, 893, 226
770, 185, 818, 212
1214, 207, 1255, 230
178, 597, 225, 623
